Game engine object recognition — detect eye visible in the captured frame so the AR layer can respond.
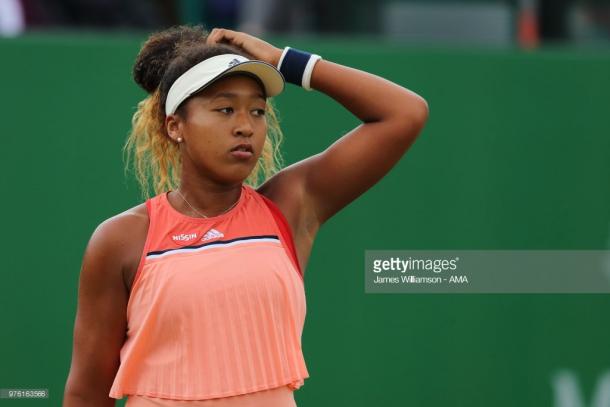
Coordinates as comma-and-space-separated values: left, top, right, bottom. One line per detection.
252, 108, 266, 117
217, 107, 234, 114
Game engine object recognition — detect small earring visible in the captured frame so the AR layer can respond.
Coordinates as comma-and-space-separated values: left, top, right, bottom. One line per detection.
176, 137, 183, 143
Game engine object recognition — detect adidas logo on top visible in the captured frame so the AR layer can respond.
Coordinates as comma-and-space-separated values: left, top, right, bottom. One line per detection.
201, 228, 224, 242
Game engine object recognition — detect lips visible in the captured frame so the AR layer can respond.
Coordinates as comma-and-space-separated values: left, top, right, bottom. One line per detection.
229, 143, 254, 160
230, 144, 253, 153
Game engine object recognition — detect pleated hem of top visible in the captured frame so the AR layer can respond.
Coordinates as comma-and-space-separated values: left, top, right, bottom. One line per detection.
110, 377, 307, 400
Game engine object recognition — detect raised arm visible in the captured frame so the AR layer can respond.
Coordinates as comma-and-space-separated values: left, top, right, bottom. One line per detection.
296, 58, 428, 223
207, 29, 428, 224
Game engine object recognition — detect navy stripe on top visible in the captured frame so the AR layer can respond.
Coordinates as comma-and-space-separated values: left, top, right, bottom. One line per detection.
147, 234, 280, 258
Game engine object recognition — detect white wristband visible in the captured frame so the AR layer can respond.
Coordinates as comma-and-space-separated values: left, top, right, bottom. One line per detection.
277, 46, 290, 70
302, 54, 322, 91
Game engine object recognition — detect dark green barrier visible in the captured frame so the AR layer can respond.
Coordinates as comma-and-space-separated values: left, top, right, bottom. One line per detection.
1, 33, 609, 407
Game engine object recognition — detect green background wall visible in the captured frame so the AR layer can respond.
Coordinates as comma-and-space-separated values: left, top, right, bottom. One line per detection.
0, 34, 609, 406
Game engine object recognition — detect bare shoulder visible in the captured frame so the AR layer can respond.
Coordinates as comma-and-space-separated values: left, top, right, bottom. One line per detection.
105, 202, 148, 232
91, 203, 148, 251
87, 202, 149, 293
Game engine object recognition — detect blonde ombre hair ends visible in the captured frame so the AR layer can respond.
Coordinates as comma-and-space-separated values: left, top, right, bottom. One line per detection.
123, 89, 284, 198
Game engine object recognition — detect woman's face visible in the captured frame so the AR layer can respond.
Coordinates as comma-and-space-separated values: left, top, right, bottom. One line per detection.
167, 74, 268, 185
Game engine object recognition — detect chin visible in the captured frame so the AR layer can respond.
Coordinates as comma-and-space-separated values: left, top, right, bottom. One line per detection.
217, 168, 256, 185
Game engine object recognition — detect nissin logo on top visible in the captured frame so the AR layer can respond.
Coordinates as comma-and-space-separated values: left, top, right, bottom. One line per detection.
172, 233, 197, 242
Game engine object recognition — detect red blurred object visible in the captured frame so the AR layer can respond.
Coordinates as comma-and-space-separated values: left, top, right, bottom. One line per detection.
518, 0, 540, 49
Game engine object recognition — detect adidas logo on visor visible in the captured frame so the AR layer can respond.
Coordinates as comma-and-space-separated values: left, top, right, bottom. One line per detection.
228, 58, 241, 68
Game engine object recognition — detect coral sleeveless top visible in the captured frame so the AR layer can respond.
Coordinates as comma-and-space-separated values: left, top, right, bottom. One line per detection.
109, 185, 309, 400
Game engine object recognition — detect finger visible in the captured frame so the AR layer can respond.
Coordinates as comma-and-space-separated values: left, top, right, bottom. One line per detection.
206, 28, 219, 45
207, 28, 225, 45
210, 28, 230, 45
212, 28, 241, 46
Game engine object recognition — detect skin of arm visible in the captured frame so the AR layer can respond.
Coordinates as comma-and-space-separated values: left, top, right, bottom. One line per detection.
207, 28, 429, 229
295, 58, 429, 224
63, 213, 143, 407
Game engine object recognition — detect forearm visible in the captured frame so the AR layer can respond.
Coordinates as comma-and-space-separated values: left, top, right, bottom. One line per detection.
309, 59, 428, 125
63, 358, 119, 407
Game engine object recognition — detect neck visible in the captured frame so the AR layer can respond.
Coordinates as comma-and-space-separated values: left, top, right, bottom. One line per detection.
172, 175, 243, 218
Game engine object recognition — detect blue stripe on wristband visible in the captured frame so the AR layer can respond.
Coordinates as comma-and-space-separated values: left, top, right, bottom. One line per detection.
278, 47, 312, 87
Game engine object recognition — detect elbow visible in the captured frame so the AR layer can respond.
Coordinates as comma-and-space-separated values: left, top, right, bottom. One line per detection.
63, 372, 114, 407
410, 94, 429, 129
64, 379, 89, 406
63, 389, 113, 407
397, 95, 429, 138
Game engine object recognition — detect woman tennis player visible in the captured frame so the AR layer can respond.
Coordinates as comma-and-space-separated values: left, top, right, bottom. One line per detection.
63, 25, 428, 407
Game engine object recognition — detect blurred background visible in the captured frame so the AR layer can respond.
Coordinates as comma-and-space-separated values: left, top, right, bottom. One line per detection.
2, 0, 610, 46
0, 1, 609, 407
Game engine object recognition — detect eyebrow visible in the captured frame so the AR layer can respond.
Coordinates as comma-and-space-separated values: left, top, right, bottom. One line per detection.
209, 92, 266, 101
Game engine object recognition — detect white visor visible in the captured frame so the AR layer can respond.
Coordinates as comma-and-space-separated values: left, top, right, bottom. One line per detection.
165, 54, 285, 115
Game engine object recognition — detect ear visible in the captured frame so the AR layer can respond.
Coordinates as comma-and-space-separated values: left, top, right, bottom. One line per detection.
165, 114, 183, 142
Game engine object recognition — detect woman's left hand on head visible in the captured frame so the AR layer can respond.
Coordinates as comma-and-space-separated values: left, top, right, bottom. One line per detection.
206, 28, 283, 67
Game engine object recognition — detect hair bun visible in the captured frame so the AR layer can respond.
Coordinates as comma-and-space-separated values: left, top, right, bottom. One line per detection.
133, 25, 209, 94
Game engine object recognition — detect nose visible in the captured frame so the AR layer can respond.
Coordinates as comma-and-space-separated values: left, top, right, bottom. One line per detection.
233, 111, 254, 138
